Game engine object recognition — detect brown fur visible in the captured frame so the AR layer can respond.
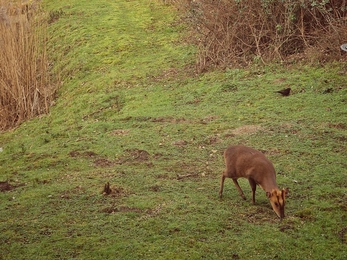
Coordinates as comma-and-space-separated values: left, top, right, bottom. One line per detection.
219, 145, 288, 219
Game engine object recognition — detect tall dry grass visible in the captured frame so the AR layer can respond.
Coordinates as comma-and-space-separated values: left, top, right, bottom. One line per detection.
0, 0, 55, 131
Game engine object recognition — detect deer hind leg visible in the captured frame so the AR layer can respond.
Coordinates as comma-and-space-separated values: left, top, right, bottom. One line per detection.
248, 178, 257, 204
219, 173, 226, 198
232, 178, 246, 200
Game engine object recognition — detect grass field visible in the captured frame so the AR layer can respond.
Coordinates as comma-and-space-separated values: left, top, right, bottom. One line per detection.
1, 0, 347, 259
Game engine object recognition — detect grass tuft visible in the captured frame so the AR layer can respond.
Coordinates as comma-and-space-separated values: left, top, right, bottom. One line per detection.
0, 0, 347, 259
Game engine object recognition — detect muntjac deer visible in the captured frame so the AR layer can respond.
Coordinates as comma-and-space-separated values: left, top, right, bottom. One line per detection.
219, 145, 288, 219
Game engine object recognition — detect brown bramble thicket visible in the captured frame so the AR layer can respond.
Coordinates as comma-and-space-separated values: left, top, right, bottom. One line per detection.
175, 0, 347, 71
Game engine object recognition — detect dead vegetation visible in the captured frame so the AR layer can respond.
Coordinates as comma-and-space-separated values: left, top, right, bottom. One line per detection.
176, 0, 347, 70
102, 182, 113, 195
102, 182, 127, 196
0, 0, 56, 131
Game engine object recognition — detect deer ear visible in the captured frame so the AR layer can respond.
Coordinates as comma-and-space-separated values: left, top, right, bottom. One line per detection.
283, 188, 289, 195
281, 188, 289, 200
266, 191, 271, 198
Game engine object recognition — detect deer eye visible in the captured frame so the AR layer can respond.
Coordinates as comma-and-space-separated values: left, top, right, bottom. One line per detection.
275, 202, 279, 207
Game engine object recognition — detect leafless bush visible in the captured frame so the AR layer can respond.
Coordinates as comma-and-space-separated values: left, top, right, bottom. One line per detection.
0, 0, 56, 131
177, 0, 347, 70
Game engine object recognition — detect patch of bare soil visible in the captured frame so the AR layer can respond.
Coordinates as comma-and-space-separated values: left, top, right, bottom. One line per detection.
152, 153, 165, 160
156, 173, 170, 179
329, 123, 347, 130
294, 209, 314, 220
69, 150, 114, 167
100, 206, 142, 214
201, 115, 220, 124
204, 135, 221, 145
172, 140, 188, 146
150, 117, 191, 124
123, 148, 150, 161
273, 78, 287, 84
120, 116, 192, 124
338, 227, 347, 244
0, 181, 14, 192
149, 64, 196, 82
275, 123, 302, 135
94, 158, 114, 167
109, 129, 129, 136
233, 125, 262, 135
175, 161, 200, 174
279, 220, 297, 233
139, 203, 166, 220
69, 150, 98, 158
114, 148, 153, 167
225, 125, 262, 137
243, 207, 278, 224
176, 173, 199, 180
60, 185, 85, 199
149, 185, 160, 192
262, 147, 283, 156
0, 181, 24, 192
69, 148, 151, 167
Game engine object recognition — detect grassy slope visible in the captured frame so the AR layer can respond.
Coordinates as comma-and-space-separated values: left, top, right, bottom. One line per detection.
1, 0, 347, 259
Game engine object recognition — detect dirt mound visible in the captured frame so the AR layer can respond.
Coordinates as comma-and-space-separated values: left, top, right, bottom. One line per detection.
0, 181, 24, 192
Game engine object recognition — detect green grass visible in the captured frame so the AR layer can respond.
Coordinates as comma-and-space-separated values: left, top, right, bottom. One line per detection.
1, 0, 347, 259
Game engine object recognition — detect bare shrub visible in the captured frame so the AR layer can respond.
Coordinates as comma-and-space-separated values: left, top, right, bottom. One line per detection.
176, 0, 347, 70
0, 0, 56, 131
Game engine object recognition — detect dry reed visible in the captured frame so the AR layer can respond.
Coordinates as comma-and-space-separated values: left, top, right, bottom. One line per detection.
0, 0, 55, 131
